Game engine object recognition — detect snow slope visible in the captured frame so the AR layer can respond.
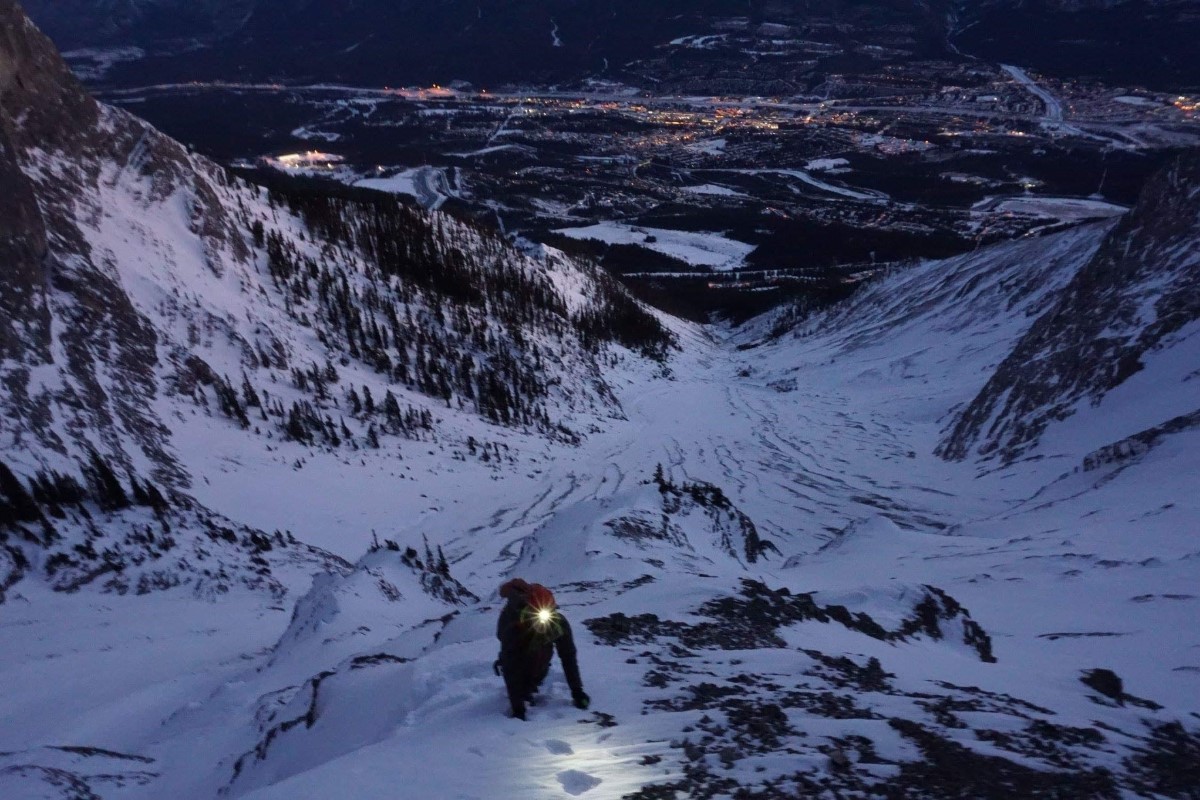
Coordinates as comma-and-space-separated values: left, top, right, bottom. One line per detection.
6, 208, 1198, 797
2, 4, 1199, 798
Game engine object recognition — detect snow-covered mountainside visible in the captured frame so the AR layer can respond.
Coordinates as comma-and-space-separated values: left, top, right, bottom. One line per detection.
939, 152, 1200, 465
2, 3, 1198, 799
0, 0, 669, 596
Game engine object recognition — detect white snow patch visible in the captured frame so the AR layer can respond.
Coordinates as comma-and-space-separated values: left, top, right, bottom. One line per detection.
805, 157, 850, 172
553, 223, 755, 271
1114, 95, 1163, 107
681, 183, 750, 198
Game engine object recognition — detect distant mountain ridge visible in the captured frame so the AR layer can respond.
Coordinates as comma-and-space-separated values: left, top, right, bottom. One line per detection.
24, 0, 1200, 92
23, 0, 758, 84
20, 0, 253, 47
952, 0, 1200, 88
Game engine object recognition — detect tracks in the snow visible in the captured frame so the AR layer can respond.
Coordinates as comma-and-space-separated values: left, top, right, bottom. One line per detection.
457, 339, 958, 575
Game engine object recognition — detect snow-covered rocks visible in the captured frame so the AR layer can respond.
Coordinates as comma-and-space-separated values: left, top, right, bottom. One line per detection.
586, 579, 994, 662
0, 744, 159, 799
508, 475, 775, 588
269, 542, 476, 675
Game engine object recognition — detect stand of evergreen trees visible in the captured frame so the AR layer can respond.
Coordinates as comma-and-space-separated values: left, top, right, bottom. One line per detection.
0, 454, 170, 532
233, 176, 672, 438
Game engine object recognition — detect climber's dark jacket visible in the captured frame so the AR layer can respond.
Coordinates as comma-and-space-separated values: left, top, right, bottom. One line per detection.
496, 580, 585, 719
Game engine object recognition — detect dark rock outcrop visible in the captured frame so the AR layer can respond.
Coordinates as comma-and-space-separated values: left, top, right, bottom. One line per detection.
0, 1, 210, 484
0, 0, 95, 360
1081, 409, 1200, 473
586, 579, 995, 662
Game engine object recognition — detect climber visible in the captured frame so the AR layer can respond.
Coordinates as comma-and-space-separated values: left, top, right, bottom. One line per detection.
494, 578, 590, 720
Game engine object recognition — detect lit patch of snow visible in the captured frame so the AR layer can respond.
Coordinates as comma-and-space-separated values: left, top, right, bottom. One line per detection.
853, 131, 936, 155
1114, 95, 1164, 107
687, 138, 727, 156
263, 151, 345, 170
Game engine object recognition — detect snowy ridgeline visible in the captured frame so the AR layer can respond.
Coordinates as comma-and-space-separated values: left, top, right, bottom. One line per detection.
3, 4, 1200, 799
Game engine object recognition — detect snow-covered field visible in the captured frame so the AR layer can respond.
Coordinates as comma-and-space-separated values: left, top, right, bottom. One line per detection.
354, 165, 457, 209
554, 223, 756, 271
805, 157, 850, 173
715, 167, 888, 203
681, 183, 750, 199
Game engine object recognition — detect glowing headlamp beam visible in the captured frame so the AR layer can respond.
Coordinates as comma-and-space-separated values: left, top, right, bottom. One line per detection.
535, 608, 554, 625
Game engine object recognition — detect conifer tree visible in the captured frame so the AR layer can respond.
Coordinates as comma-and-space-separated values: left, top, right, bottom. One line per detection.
84, 449, 130, 511
0, 460, 41, 526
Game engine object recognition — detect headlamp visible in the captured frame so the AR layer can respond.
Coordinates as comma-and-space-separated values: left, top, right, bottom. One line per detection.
535, 607, 554, 626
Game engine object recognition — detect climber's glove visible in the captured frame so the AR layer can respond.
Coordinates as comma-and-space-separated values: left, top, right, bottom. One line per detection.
572, 690, 591, 710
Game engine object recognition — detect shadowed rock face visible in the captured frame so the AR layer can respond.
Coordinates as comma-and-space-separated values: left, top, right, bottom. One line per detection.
938, 151, 1200, 464
0, 124, 48, 360
0, 0, 97, 145
0, 1, 198, 482
0, 0, 96, 360
1, 0, 97, 354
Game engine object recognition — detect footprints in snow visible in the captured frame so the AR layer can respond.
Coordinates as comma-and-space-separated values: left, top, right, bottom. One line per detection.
545, 740, 603, 795
557, 768, 603, 795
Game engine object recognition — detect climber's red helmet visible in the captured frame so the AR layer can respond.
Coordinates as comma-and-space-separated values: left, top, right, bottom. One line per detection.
526, 583, 556, 613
